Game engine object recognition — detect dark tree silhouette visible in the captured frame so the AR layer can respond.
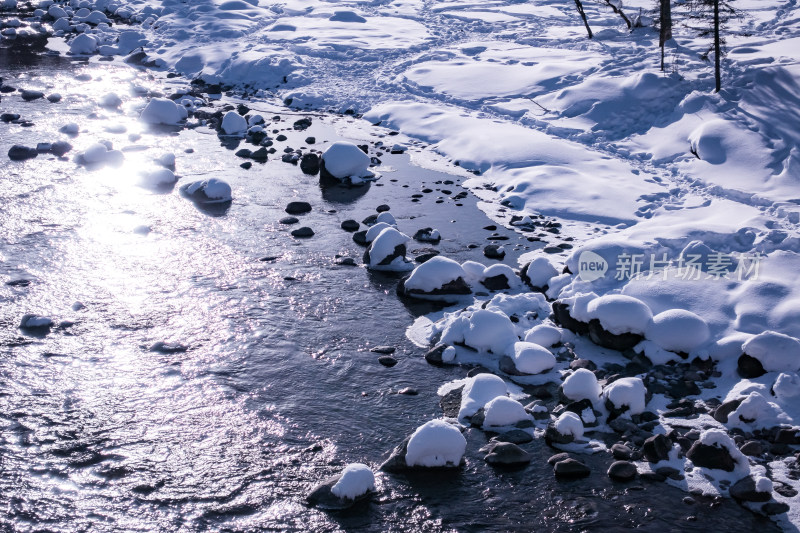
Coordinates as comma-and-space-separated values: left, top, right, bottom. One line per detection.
658, 0, 673, 70
685, 0, 739, 91
574, 0, 594, 38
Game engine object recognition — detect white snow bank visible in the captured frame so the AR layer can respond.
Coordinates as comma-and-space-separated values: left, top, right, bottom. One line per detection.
482, 396, 529, 428
330, 463, 374, 500
140, 98, 188, 125
742, 331, 800, 372
322, 142, 371, 179
404, 256, 466, 292
554, 411, 584, 439
523, 324, 562, 347
603, 377, 647, 415
561, 368, 601, 402
586, 295, 652, 335
509, 342, 555, 375
405, 420, 466, 468
645, 309, 710, 353
458, 373, 507, 419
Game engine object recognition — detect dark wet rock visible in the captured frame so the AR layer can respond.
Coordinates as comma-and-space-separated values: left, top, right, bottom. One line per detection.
588, 319, 643, 351
642, 434, 671, 463
424, 344, 447, 366
762, 502, 790, 515
554, 458, 590, 479
293, 118, 312, 130
149, 341, 188, 354
251, 147, 269, 162
276, 134, 288, 142
335, 257, 357, 266
240, 162, 253, 169
397, 275, 471, 302
775, 428, 800, 445
484, 442, 532, 466
362, 214, 379, 226
1, 113, 21, 122
774, 482, 798, 498
686, 441, 736, 471
300, 153, 320, 175
280, 216, 300, 225
481, 274, 512, 291
306, 474, 372, 510
439, 386, 462, 417
378, 356, 398, 367
47, 94, 62, 103
551, 302, 590, 335
291, 227, 314, 238
21, 89, 44, 101
739, 441, 763, 456
50, 141, 72, 156
235, 148, 252, 158
712, 399, 743, 424
371, 346, 395, 354
413, 228, 441, 244
376, 204, 390, 213
611, 443, 633, 460
352, 230, 368, 246
398, 387, 418, 395
547, 453, 571, 465
483, 244, 505, 260
493, 429, 534, 445
305, 136, 316, 145
738, 353, 766, 378
640, 471, 667, 482
656, 466, 683, 480
469, 408, 486, 428
545, 424, 575, 445
341, 220, 360, 232
414, 251, 440, 263
608, 461, 637, 481
730, 476, 772, 502
285, 201, 312, 215
499, 355, 523, 376
8, 145, 38, 161
282, 153, 299, 164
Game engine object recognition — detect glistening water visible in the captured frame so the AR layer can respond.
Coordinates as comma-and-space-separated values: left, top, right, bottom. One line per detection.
0, 39, 778, 532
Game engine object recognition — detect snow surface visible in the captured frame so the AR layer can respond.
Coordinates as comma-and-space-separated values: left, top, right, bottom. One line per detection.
330, 463, 374, 500
405, 420, 467, 468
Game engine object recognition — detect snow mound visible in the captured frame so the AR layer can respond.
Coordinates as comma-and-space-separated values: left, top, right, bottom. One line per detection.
140, 98, 189, 126
773, 372, 800, 400
482, 396, 529, 428
365, 227, 412, 271
99, 93, 122, 108
141, 168, 177, 187
19, 314, 53, 328
727, 391, 789, 429
480, 264, 522, 290
321, 141, 372, 180
458, 373, 507, 419
221, 111, 247, 136
77, 143, 123, 166
509, 341, 555, 375
460, 261, 486, 285
742, 331, 800, 373
444, 309, 517, 354
330, 464, 374, 500
375, 211, 396, 226
603, 377, 647, 415
561, 368, 600, 402
687, 119, 740, 165
559, 292, 598, 323
554, 411, 584, 439
405, 420, 467, 468
404, 256, 466, 292
521, 257, 559, 288
523, 324, 562, 347
364, 222, 394, 243
586, 295, 652, 335
645, 309, 710, 353
70, 34, 97, 55
184, 178, 232, 203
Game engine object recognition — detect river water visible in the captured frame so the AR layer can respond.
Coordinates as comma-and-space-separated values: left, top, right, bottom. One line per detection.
0, 36, 779, 532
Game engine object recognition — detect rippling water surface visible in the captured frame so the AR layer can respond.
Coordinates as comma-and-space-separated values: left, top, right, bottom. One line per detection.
0, 40, 780, 532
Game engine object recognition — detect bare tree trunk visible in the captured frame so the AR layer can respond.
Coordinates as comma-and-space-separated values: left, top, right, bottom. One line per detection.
713, 0, 721, 91
604, 0, 632, 29
659, 0, 672, 71
574, 0, 594, 39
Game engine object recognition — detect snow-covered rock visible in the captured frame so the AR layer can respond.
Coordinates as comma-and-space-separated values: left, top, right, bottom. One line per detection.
76, 142, 123, 166
561, 368, 600, 403
520, 257, 559, 290
480, 264, 522, 291
140, 98, 188, 126
99, 92, 122, 108
554, 411, 584, 440
364, 227, 412, 271
740, 331, 800, 376
458, 373, 507, 419
504, 341, 555, 375
686, 428, 747, 472
603, 377, 647, 416
364, 222, 394, 243
320, 141, 373, 181
375, 211, 396, 226
141, 168, 177, 188
726, 391, 788, 429
70, 33, 97, 55
330, 463, 375, 500
442, 309, 517, 354
399, 256, 471, 301
586, 294, 652, 335
220, 111, 247, 136
19, 314, 53, 329
181, 178, 232, 203
645, 309, 710, 353
404, 420, 467, 468
773, 372, 800, 400
482, 396, 530, 428
523, 324, 562, 347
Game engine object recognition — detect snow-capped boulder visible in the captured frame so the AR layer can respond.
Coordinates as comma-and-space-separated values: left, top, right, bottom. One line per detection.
220, 111, 247, 136
320, 141, 373, 183
546, 411, 584, 444
482, 396, 530, 429
458, 373, 508, 420
375, 211, 396, 226
382, 420, 467, 470
560, 368, 601, 403
738, 331, 800, 378
181, 178, 232, 204
499, 341, 555, 376
364, 222, 394, 243
773, 372, 800, 401
69, 33, 97, 55
726, 391, 787, 429
686, 429, 747, 472
363, 227, 412, 271
552, 292, 597, 335
603, 377, 647, 416
413, 227, 441, 244
729, 475, 773, 503
140, 168, 177, 188
523, 324, 562, 347
645, 309, 710, 354
520, 257, 559, 291
460, 260, 487, 285
398, 256, 471, 302
140, 98, 188, 126
585, 295, 652, 350
19, 314, 53, 330
480, 264, 522, 291
76, 142, 123, 166
306, 463, 375, 509
442, 309, 517, 355
99, 92, 122, 108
